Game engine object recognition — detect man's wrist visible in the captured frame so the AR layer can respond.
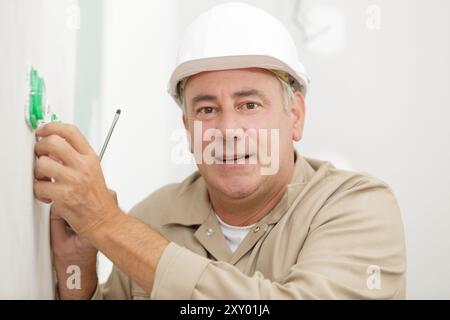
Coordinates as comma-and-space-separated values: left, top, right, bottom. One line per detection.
80, 205, 126, 245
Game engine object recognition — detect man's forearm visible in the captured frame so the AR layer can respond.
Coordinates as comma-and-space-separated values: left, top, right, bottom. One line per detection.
83, 209, 169, 293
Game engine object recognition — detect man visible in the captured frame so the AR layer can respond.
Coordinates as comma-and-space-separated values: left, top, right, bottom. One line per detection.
34, 3, 406, 299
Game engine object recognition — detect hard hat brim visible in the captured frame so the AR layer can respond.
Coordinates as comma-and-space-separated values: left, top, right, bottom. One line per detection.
168, 55, 310, 108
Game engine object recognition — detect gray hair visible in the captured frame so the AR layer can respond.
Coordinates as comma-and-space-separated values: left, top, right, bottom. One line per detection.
178, 76, 300, 114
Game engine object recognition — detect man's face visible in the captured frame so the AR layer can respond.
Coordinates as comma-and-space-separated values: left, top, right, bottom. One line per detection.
183, 68, 305, 200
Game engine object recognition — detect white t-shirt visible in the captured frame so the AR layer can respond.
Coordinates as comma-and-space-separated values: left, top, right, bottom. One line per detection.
215, 214, 256, 253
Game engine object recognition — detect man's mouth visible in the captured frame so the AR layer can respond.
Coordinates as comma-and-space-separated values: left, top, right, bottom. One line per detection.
215, 154, 253, 164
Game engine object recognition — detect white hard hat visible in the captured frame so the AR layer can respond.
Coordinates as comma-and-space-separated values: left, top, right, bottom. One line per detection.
167, 2, 310, 108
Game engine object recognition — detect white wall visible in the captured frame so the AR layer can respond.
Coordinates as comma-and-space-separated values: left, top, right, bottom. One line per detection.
0, 0, 77, 298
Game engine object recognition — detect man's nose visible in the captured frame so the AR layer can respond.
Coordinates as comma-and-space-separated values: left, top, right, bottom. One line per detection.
217, 107, 245, 139
215, 107, 247, 155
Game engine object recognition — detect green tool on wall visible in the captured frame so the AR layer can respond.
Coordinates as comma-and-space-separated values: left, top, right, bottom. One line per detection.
25, 67, 60, 130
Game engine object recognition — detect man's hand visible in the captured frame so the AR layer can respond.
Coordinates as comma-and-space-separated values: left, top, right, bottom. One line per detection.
34, 122, 169, 295
49, 189, 118, 299
50, 189, 118, 259
34, 122, 121, 236
33, 122, 120, 299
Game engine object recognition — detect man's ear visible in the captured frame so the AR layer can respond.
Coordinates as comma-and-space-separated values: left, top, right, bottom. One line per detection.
291, 91, 305, 142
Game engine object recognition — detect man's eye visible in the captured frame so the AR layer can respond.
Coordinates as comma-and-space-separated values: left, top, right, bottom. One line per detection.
198, 107, 215, 114
241, 102, 261, 111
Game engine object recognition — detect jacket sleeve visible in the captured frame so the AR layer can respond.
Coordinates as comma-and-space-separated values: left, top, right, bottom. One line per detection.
150, 179, 406, 299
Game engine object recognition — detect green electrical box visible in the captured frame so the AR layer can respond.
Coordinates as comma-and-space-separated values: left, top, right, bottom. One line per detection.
25, 67, 59, 130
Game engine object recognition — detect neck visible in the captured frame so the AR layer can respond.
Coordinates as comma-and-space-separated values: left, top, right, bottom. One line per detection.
210, 156, 295, 227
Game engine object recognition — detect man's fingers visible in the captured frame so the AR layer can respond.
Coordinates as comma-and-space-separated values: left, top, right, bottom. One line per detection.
51, 215, 70, 239
34, 155, 72, 183
34, 180, 64, 203
50, 215, 72, 249
50, 207, 62, 220
35, 134, 80, 167
34, 175, 53, 203
36, 122, 94, 156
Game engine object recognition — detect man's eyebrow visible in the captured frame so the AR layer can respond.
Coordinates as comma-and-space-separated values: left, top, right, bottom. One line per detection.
191, 89, 268, 106
191, 94, 218, 106
232, 89, 268, 101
